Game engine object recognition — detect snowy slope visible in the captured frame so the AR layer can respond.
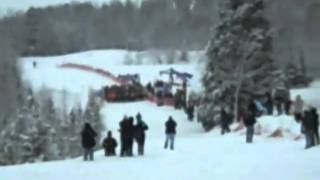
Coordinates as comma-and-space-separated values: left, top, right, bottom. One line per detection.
20, 50, 204, 107
1, 50, 319, 180
0, 132, 319, 180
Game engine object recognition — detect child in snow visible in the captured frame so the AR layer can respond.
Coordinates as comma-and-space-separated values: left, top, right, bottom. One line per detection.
102, 131, 118, 156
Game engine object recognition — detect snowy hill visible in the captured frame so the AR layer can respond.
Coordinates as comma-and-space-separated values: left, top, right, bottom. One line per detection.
0, 50, 319, 180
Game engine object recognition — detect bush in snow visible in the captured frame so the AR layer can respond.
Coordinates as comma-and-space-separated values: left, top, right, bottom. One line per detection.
198, 0, 281, 131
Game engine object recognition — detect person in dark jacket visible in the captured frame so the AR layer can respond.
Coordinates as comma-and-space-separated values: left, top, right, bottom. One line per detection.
102, 131, 118, 156
164, 116, 177, 150
302, 110, 316, 149
310, 108, 319, 145
248, 99, 258, 117
127, 117, 135, 156
220, 108, 231, 135
186, 102, 195, 121
134, 113, 149, 155
284, 98, 292, 115
119, 116, 129, 157
81, 123, 97, 161
243, 112, 256, 143
265, 92, 274, 115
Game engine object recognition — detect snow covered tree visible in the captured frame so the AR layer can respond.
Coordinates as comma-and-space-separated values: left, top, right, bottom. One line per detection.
0, 87, 42, 164
66, 104, 84, 157
284, 51, 313, 88
198, 0, 280, 131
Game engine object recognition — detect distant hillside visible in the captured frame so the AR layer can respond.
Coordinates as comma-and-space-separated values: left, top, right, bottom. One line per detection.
0, 0, 143, 15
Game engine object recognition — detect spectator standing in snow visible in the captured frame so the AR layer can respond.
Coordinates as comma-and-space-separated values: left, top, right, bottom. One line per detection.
220, 108, 231, 135
134, 113, 149, 155
293, 95, 304, 122
102, 131, 118, 156
243, 111, 256, 144
302, 110, 316, 149
119, 116, 129, 157
164, 116, 177, 150
186, 102, 195, 121
310, 108, 319, 145
265, 92, 274, 115
248, 99, 258, 117
284, 98, 292, 115
127, 117, 135, 156
81, 123, 97, 161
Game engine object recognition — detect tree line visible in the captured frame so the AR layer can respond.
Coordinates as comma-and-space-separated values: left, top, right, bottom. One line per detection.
0, 86, 104, 165
0, 0, 218, 56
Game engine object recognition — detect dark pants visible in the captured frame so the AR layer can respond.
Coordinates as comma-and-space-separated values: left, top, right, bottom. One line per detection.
188, 112, 194, 121
305, 130, 315, 149
120, 136, 127, 157
84, 148, 94, 161
127, 136, 134, 156
294, 113, 302, 122
246, 126, 254, 143
276, 103, 283, 115
104, 149, 116, 156
137, 143, 144, 155
266, 104, 273, 115
221, 125, 230, 135
164, 134, 175, 150
314, 129, 320, 145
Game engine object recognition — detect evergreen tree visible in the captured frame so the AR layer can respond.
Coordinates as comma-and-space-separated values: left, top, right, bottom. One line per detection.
198, 0, 280, 131
67, 105, 84, 157
284, 51, 313, 88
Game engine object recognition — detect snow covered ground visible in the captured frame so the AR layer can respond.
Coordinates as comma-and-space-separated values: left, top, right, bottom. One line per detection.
1, 50, 319, 180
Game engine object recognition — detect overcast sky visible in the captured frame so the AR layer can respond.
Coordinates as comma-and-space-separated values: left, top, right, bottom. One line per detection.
0, 0, 141, 15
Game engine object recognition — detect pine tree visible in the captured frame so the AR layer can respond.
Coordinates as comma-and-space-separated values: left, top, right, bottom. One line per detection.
198, 0, 280, 131
0, 87, 42, 164
284, 51, 313, 88
67, 105, 84, 157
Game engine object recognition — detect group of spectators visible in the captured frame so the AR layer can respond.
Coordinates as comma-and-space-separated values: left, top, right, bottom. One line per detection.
219, 93, 319, 148
80, 114, 178, 161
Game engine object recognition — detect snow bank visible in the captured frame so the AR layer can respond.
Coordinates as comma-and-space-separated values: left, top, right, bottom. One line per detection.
257, 115, 301, 139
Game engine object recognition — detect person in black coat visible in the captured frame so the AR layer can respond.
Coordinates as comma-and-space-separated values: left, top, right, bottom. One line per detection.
265, 92, 274, 115
248, 99, 258, 117
102, 131, 118, 156
220, 108, 231, 135
134, 113, 149, 155
186, 103, 195, 121
119, 116, 129, 157
243, 112, 256, 143
311, 108, 319, 145
127, 117, 135, 156
302, 110, 316, 149
81, 123, 97, 161
164, 116, 177, 150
